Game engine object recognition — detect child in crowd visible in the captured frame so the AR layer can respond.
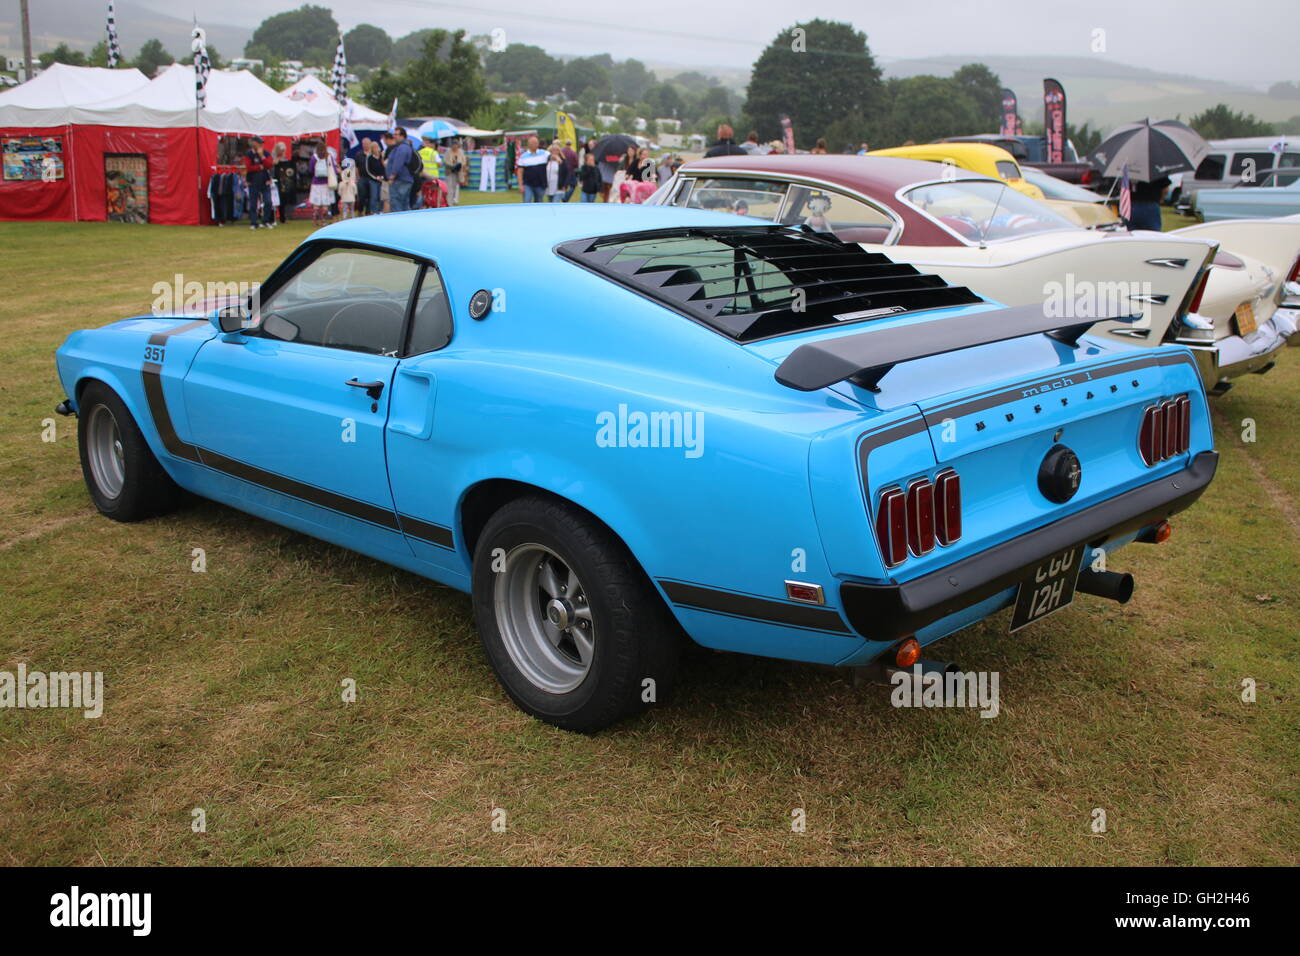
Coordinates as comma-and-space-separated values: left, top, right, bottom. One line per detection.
578, 152, 602, 202
338, 158, 357, 219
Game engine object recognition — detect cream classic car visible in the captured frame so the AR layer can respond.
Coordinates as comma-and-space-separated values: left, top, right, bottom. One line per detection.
647, 154, 1299, 390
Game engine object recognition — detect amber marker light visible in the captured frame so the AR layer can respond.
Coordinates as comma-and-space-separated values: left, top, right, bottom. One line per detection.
895, 637, 921, 668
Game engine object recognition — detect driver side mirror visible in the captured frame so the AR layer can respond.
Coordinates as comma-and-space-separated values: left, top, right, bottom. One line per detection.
213, 301, 248, 334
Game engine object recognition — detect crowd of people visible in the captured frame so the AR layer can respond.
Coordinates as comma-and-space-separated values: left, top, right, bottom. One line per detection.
513, 135, 683, 204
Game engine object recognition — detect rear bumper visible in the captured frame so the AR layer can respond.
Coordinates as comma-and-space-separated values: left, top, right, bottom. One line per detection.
839, 451, 1219, 642
1181, 306, 1298, 386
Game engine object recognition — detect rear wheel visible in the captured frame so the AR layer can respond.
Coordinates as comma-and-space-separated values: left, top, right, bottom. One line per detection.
77, 381, 182, 521
472, 495, 681, 732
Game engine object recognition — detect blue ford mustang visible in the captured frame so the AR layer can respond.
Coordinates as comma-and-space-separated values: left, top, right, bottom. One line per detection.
54, 204, 1218, 731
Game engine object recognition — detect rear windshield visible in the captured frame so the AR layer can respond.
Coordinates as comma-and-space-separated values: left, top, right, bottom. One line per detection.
556, 225, 981, 342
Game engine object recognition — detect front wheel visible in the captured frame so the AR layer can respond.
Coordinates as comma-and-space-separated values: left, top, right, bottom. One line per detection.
472, 495, 681, 732
76, 381, 182, 521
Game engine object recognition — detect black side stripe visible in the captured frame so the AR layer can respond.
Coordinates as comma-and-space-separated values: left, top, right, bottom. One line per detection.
659, 579, 851, 634
138, 320, 456, 550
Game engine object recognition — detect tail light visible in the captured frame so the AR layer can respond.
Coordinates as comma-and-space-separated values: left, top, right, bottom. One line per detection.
1139, 395, 1191, 465
1081, 168, 1093, 185
1288, 255, 1300, 284
875, 471, 962, 568
1187, 269, 1212, 315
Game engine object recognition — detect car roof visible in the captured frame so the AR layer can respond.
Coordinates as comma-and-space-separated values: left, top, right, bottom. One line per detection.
871, 141, 1018, 167
677, 154, 957, 195
307, 202, 762, 260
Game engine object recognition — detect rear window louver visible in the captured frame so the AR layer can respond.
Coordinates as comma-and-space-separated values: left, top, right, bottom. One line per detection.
555, 225, 983, 342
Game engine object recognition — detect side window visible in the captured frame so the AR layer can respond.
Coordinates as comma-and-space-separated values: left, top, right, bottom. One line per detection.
1195, 154, 1226, 180
1231, 152, 1274, 179
677, 177, 788, 219
256, 247, 418, 356
780, 186, 894, 242
406, 266, 453, 355
995, 160, 1022, 180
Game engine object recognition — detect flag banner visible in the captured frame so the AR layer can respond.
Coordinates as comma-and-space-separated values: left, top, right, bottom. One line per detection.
1000, 88, 1018, 138
191, 25, 210, 108
331, 35, 348, 106
1119, 167, 1132, 224
555, 110, 577, 150
106, 1, 121, 68
1043, 78, 1067, 164
388, 98, 398, 134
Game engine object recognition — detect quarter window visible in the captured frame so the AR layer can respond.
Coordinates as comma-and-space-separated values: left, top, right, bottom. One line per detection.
1196, 154, 1226, 180
672, 177, 789, 219
406, 266, 454, 355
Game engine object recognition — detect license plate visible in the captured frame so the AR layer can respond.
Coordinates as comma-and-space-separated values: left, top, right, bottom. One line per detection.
1234, 301, 1257, 336
1010, 545, 1085, 632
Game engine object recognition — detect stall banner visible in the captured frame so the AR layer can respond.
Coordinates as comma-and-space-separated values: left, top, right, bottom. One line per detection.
3, 136, 64, 181
104, 153, 148, 223
1000, 89, 1018, 138
1043, 78, 1067, 164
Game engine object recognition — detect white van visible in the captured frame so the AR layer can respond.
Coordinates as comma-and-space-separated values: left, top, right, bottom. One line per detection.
1175, 137, 1300, 209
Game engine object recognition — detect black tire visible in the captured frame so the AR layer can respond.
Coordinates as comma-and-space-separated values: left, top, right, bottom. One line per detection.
472, 495, 681, 732
76, 380, 182, 522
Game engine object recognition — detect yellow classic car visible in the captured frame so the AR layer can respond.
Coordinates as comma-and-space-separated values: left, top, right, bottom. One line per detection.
868, 142, 1046, 200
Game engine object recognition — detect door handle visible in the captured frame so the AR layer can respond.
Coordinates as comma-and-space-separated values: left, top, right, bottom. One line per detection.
346, 378, 385, 400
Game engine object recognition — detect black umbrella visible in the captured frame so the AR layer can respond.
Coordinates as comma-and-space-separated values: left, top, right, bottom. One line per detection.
594, 133, 637, 167
1089, 119, 1209, 181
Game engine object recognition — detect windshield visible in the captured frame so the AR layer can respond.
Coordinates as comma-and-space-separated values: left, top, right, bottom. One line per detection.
905, 180, 1076, 242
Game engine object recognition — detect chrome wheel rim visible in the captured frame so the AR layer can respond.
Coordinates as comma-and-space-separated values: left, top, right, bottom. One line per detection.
494, 544, 594, 694
86, 404, 125, 499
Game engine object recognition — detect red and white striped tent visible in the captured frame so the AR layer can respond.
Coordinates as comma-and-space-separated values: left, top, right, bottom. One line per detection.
0, 63, 339, 225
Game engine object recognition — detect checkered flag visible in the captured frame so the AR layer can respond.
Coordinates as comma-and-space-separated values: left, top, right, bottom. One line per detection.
191, 24, 210, 108
106, 1, 122, 68
331, 35, 348, 106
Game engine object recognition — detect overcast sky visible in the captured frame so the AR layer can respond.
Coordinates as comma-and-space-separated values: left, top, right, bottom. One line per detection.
147, 0, 1296, 87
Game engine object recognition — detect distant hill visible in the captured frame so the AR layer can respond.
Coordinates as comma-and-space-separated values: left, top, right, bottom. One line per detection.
0, 0, 251, 64
883, 54, 1297, 130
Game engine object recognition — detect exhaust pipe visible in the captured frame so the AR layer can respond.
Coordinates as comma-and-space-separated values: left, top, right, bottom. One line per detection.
1076, 568, 1134, 604
864, 658, 959, 686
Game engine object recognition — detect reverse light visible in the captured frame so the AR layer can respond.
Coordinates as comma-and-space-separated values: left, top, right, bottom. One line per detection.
1139, 395, 1191, 465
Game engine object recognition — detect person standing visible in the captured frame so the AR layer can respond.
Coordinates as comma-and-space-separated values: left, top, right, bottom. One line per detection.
309, 141, 337, 226
272, 142, 297, 224
338, 158, 357, 219
704, 124, 747, 158
417, 134, 442, 208
244, 135, 275, 229
362, 139, 385, 215
811, 137, 829, 154
560, 139, 579, 202
444, 140, 467, 205
385, 130, 416, 212
515, 135, 548, 203
577, 152, 601, 202
544, 144, 570, 202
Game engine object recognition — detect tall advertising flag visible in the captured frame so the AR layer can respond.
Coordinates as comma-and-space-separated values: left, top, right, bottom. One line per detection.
191, 24, 210, 108
331, 35, 355, 148
780, 114, 795, 155
555, 110, 577, 149
106, 1, 121, 68
999, 88, 1018, 138
1043, 78, 1067, 164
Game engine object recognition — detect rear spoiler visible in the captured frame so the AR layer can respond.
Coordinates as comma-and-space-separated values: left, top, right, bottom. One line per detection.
773, 303, 1143, 392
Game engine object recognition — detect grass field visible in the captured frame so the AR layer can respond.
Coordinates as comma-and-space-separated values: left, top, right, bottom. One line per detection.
0, 209, 1296, 866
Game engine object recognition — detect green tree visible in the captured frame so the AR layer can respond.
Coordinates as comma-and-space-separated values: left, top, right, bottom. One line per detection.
133, 39, 174, 77
561, 57, 610, 100
366, 30, 488, 117
878, 75, 981, 147
1066, 121, 1103, 157
1190, 104, 1274, 139
38, 43, 88, 68
246, 5, 339, 64
345, 24, 392, 67
484, 43, 562, 96
950, 63, 1003, 131
644, 83, 684, 119
392, 30, 437, 67
87, 40, 109, 68
610, 58, 654, 103
743, 20, 885, 148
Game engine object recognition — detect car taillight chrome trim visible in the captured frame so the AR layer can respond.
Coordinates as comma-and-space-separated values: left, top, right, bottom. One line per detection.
874, 470, 962, 567
934, 469, 962, 546
1139, 394, 1191, 466
875, 486, 907, 568
905, 478, 936, 556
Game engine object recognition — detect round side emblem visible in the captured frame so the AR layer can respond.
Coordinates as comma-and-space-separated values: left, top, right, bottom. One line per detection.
468, 289, 493, 320
1038, 444, 1081, 504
